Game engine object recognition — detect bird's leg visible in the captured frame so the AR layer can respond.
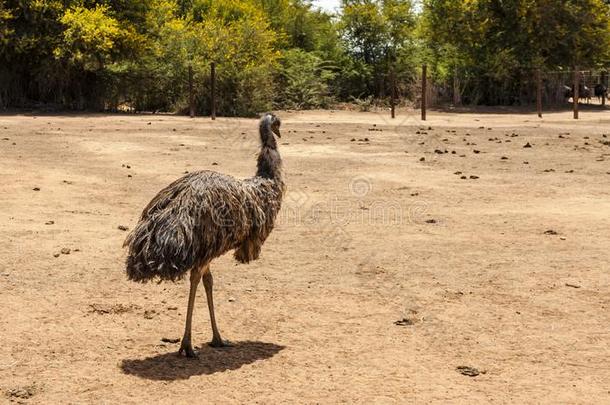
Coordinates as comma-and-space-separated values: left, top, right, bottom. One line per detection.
179, 267, 202, 358
202, 266, 231, 347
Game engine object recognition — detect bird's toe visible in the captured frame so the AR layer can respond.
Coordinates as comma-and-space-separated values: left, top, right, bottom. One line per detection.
209, 338, 233, 348
178, 345, 198, 358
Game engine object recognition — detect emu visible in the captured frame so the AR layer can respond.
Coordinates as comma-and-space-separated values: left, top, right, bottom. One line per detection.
581, 85, 592, 104
124, 113, 285, 357
594, 84, 608, 103
563, 84, 591, 104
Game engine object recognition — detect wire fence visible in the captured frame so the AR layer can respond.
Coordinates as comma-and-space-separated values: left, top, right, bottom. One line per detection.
422, 67, 609, 109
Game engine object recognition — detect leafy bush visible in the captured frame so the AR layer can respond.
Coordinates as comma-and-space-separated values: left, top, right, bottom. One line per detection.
276, 49, 336, 109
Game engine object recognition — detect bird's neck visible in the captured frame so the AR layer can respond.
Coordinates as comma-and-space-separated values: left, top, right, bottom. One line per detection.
256, 145, 283, 181
256, 128, 282, 181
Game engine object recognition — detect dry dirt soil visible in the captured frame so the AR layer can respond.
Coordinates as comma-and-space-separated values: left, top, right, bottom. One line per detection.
1, 109, 609, 404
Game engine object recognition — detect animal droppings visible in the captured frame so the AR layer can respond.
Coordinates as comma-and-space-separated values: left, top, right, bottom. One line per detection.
456, 366, 483, 377
565, 283, 581, 289
89, 303, 139, 315
394, 318, 414, 326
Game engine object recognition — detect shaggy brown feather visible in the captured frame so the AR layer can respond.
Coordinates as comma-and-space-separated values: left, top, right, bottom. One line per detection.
124, 114, 284, 282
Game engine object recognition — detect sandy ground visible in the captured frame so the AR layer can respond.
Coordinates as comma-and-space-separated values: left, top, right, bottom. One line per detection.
0, 108, 609, 404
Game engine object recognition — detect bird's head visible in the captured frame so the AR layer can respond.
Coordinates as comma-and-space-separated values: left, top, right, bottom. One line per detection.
259, 113, 281, 147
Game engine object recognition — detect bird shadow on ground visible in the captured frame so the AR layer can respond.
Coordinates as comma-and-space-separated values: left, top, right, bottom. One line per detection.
120, 341, 285, 380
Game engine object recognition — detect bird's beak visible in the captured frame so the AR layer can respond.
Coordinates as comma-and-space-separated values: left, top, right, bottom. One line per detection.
273, 128, 281, 138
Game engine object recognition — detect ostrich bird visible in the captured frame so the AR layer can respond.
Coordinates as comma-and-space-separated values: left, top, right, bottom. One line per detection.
124, 113, 284, 357
594, 84, 608, 103
563, 84, 592, 104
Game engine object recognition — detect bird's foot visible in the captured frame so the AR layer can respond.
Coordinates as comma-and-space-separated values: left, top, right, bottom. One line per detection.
178, 342, 198, 358
209, 338, 233, 348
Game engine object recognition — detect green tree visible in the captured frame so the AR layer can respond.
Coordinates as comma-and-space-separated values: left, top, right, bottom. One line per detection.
57, 5, 125, 71
340, 0, 417, 98
276, 48, 336, 108
123, 0, 280, 115
420, 0, 610, 104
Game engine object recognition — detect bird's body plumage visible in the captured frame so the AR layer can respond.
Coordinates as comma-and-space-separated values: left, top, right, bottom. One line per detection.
124, 170, 283, 282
